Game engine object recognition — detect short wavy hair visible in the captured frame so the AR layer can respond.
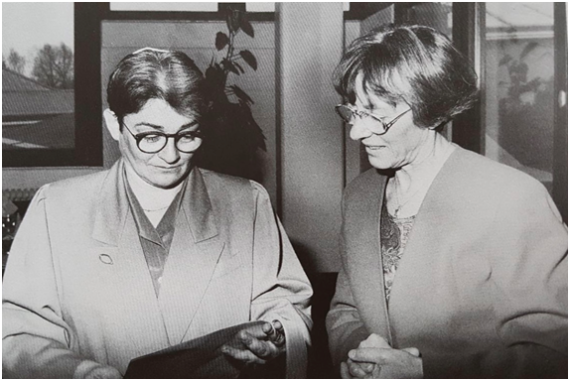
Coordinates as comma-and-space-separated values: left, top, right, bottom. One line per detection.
333, 24, 478, 129
107, 48, 207, 126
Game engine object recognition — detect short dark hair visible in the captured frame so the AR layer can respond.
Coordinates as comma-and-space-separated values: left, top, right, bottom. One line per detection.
333, 24, 478, 128
107, 48, 207, 126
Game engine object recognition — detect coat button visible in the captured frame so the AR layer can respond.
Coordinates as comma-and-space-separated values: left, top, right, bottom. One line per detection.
99, 254, 114, 265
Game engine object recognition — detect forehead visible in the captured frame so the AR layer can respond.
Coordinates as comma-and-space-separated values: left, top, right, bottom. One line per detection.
353, 74, 394, 111
126, 98, 197, 129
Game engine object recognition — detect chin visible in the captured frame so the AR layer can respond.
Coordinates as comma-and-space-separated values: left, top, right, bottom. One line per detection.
146, 174, 184, 189
367, 156, 395, 171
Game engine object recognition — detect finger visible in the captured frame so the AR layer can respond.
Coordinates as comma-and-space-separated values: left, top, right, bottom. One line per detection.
348, 348, 391, 364
221, 344, 266, 365
238, 321, 271, 339
361, 362, 374, 373
402, 347, 421, 357
340, 362, 352, 379
348, 360, 369, 378
272, 319, 284, 332
242, 333, 280, 359
262, 321, 274, 337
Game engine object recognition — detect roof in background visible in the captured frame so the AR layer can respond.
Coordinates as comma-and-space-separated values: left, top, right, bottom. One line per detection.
2, 68, 50, 92
2, 68, 74, 116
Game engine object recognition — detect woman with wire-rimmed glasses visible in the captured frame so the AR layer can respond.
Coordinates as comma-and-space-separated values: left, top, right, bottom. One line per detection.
3, 48, 312, 378
327, 24, 567, 378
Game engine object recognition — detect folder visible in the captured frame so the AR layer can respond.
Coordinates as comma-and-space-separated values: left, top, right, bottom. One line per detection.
124, 321, 284, 379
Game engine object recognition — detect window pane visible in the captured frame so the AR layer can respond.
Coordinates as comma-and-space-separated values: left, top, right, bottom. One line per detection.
484, 3, 554, 191
406, 2, 452, 37
2, 3, 75, 157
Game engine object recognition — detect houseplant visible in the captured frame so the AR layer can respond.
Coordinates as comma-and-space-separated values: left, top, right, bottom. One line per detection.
196, 8, 266, 182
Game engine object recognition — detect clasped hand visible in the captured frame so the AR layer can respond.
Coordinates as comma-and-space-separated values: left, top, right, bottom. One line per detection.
221, 320, 286, 365
341, 334, 422, 379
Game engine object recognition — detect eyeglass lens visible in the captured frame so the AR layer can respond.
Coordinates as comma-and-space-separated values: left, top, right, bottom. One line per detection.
138, 133, 201, 153
336, 105, 387, 133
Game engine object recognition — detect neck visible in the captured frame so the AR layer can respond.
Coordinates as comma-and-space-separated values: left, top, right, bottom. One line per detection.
393, 132, 452, 192
124, 162, 183, 212
385, 133, 453, 218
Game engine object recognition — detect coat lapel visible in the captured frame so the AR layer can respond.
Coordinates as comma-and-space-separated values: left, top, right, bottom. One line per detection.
343, 171, 393, 344
387, 147, 461, 347
157, 168, 224, 345
91, 160, 129, 246
90, 159, 170, 353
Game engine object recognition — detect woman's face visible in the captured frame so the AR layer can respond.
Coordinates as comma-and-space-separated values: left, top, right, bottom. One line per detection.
349, 75, 432, 170
118, 98, 201, 189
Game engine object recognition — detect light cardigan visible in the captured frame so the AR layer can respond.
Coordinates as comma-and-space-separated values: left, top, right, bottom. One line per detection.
3, 160, 312, 378
327, 145, 568, 378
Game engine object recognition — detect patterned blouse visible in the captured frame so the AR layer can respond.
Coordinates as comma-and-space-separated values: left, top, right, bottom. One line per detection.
380, 203, 416, 302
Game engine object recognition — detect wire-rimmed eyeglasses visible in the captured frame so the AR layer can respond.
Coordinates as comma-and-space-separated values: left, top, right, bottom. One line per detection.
122, 122, 203, 154
335, 104, 411, 135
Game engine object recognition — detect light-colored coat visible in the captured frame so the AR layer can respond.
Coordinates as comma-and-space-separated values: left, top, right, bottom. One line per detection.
3, 160, 312, 378
327, 146, 567, 378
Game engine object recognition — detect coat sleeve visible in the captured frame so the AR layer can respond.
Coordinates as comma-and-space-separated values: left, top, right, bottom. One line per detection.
422, 183, 568, 378
2, 186, 117, 378
247, 181, 313, 379
326, 265, 370, 371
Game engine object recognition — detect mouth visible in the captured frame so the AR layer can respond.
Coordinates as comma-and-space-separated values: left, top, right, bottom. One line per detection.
155, 165, 183, 170
364, 145, 385, 151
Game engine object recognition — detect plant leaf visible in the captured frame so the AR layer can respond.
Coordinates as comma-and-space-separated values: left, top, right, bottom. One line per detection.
234, 62, 245, 74
230, 85, 254, 105
215, 32, 229, 50
225, 9, 236, 33
239, 50, 257, 70
520, 42, 539, 61
240, 14, 254, 38
222, 58, 240, 75
226, 9, 241, 33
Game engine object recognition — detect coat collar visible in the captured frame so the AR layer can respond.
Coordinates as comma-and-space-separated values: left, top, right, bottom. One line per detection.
92, 160, 218, 246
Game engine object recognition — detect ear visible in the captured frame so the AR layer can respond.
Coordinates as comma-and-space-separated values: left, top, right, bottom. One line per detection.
103, 109, 121, 141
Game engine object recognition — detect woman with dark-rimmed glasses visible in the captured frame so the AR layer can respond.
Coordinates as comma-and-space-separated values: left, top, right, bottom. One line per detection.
327, 24, 567, 378
3, 48, 312, 378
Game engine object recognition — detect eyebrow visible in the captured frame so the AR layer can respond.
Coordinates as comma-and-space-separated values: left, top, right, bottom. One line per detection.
133, 121, 199, 131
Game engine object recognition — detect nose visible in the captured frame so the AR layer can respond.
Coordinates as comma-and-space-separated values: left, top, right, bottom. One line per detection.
158, 137, 181, 164
349, 120, 373, 141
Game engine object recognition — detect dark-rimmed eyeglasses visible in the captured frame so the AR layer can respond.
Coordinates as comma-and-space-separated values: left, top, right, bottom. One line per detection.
335, 104, 411, 135
122, 122, 203, 154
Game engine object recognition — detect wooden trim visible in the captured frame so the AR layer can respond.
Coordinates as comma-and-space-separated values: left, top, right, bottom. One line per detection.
74, 3, 105, 166
274, 3, 283, 218
553, 2, 568, 223
451, 2, 484, 153
3, 149, 76, 167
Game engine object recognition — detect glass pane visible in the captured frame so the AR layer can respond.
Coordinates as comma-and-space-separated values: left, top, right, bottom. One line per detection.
2, 3, 75, 154
406, 2, 453, 37
484, 3, 554, 191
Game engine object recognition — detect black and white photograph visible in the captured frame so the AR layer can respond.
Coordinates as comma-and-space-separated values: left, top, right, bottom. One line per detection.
2, 2, 567, 378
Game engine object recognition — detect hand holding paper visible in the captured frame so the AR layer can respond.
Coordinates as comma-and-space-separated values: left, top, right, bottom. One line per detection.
221, 320, 286, 365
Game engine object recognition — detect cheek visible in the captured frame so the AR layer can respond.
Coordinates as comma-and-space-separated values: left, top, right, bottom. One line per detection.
120, 139, 150, 166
